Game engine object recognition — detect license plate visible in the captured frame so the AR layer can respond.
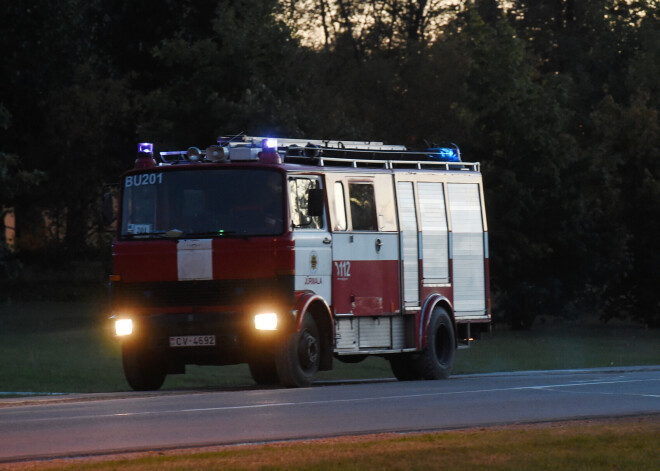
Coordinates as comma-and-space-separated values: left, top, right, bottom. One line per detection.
169, 335, 216, 347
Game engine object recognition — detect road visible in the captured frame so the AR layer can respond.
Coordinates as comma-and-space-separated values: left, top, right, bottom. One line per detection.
1, 367, 659, 463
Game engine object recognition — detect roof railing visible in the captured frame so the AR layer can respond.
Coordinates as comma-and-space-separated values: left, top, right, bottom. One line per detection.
288, 155, 479, 171
155, 135, 479, 171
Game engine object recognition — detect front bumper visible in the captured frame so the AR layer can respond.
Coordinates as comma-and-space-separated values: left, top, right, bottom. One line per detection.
117, 311, 285, 370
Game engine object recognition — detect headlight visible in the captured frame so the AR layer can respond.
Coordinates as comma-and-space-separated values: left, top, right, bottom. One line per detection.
254, 313, 278, 331
115, 318, 133, 336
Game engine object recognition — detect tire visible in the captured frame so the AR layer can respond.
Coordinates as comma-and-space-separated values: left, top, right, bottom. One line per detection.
418, 307, 455, 380
122, 343, 167, 391
389, 353, 422, 381
248, 358, 279, 385
275, 315, 320, 388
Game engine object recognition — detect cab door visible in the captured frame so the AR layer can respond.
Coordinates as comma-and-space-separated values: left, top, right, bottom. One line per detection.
289, 175, 332, 302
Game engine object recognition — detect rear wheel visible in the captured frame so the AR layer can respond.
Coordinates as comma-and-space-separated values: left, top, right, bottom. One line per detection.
389, 353, 422, 381
418, 307, 455, 379
275, 315, 320, 388
122, 343, 166, 391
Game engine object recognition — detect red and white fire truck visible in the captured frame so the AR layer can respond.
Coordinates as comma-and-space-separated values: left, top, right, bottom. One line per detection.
110, 136, 490, 390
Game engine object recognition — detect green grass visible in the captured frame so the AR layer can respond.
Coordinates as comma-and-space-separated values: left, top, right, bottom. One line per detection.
19, 418, 660, 470
0, 302, 658, 394
452, 323, 660, 374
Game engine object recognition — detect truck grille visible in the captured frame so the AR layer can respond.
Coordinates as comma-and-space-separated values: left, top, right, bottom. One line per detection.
113, 277, 293, 309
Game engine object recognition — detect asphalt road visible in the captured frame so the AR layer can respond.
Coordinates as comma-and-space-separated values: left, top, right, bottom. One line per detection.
1, 367, 659, 463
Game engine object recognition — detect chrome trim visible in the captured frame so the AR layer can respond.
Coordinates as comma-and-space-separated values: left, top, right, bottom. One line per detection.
335, 348, 417, 355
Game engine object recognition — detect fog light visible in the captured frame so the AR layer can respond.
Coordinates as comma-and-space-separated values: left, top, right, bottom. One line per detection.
255, 313, 278, 331
115, 318, 133, 336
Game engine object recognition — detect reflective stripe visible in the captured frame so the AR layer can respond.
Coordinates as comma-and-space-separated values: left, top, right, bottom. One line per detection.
177, 239, 213, 281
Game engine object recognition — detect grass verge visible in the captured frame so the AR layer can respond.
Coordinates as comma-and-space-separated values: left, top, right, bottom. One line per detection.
7, 417, 659, 470
0, 302, 659, 394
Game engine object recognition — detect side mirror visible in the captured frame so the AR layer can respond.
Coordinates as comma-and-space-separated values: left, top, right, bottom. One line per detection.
307, 188, 324, 217
101, 192, 115, 227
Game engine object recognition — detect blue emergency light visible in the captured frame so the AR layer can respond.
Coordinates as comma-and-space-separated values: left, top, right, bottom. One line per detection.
259, 138, 281, 164
427, 146, 461, 162
135, 142, 157, 169
263, 138, 278, 149
138, 142, 154, 154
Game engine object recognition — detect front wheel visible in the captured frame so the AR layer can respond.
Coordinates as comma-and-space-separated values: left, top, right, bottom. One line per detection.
418, 307, 455, 379
248, 358, 279, 385
122, 343, 167, 391
275, 315, 320, 388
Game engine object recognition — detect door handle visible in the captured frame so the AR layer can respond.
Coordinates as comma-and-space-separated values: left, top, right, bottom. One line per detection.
323, 237, 332, 245
375, 238, 383, 252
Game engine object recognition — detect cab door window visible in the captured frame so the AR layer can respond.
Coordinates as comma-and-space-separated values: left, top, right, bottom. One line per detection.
333, 182, 347, 231
348, 183, 377, 231
289, 177, 324, 229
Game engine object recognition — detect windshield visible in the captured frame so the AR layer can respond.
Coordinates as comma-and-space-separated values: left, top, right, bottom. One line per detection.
120, 168, 285, 238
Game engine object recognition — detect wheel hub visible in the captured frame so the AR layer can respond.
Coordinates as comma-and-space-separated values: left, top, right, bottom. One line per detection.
299, 331, 319, 369
435, 325, 450, 366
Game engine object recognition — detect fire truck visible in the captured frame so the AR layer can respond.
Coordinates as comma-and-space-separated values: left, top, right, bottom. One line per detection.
110, 136, 490, 390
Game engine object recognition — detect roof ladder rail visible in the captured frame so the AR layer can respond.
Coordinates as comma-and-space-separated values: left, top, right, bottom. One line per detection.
317, 156, 390, 168
244, 136, 407, 152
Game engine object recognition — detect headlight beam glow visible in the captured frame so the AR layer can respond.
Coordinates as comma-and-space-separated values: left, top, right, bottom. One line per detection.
254, 313, 278, 331
115, 318, 133, 336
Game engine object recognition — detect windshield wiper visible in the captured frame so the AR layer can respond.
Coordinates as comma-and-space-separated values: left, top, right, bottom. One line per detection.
123, 230, 240, 239
123, 232, 167, 239
182, 230, 238, 238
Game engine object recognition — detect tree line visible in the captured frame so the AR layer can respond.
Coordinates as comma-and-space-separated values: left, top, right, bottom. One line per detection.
1, 0, 658, 328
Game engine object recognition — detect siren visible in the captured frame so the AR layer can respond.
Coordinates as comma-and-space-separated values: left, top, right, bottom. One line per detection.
186, 147, 202, 162
303, 143, 321, 158
205, 145, 228, 162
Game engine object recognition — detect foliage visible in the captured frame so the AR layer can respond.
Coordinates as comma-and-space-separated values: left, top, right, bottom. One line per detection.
0, 105, 46, 278
139, 0, 303, 146
588, 93, 660, 327
1, 0, 659, 326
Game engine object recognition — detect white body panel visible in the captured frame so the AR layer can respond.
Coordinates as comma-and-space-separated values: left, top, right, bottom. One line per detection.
397, 182, 420, 306
448, 183, 486, 314
331, 232, 399, 262
418, 182, 450, 282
